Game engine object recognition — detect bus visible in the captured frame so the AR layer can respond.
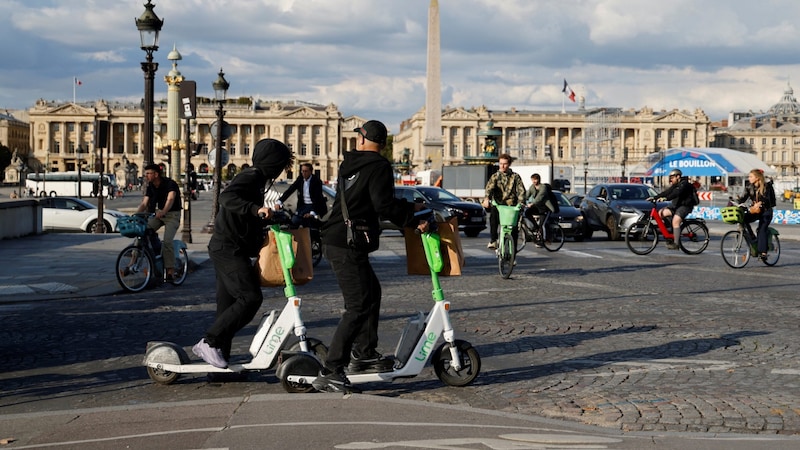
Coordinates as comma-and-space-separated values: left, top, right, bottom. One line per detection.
26, 172, 117, 198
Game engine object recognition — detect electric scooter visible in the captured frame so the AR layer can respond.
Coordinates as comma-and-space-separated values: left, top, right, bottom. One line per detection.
142, 211, 326, 390
277, 209, 481, 393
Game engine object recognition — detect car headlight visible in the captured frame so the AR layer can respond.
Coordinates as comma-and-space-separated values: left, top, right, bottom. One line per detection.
576, 215, 584, 222
618, 206, 636, 213
446, 207, 464, 216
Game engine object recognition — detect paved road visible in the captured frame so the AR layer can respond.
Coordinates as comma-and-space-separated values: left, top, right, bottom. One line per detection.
2, 188, 800, 448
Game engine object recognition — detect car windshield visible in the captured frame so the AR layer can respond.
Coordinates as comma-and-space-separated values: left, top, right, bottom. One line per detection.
554, 191, 572, 207
417, 187, 461, 202
610, 186, 652, 200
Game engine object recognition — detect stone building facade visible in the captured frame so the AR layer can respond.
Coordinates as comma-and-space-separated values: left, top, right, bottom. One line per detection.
1, 110, 32, 184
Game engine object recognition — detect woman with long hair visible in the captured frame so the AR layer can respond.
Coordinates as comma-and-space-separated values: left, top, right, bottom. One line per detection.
737, 169, 776, 260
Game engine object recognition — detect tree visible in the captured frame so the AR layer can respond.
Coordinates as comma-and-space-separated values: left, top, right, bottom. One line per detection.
380, 135, 394, 161
0, 144, 11, 183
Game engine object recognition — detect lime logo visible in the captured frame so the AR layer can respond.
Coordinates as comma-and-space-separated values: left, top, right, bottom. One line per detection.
414, 332, 437, 361
264, 327, 285, 354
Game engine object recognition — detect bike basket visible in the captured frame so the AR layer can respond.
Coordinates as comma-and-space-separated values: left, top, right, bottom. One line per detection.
497, 205, 521, 227
720, 206, 743, 224
118, 216, 147, 237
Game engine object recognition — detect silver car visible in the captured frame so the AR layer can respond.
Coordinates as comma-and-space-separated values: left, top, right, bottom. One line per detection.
579, 183, 669, 240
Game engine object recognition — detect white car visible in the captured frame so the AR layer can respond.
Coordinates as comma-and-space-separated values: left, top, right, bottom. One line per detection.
39, 197, 129, 233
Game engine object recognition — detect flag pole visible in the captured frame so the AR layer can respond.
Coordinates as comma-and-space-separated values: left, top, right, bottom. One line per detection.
561, 93, 565, 114
73, 77, 76, 104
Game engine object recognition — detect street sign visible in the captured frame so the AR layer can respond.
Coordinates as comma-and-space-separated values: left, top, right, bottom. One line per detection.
208, 148, 229, 167
210, 120, 233, 141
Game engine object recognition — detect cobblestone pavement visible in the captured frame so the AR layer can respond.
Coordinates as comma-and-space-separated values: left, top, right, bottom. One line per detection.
2, 226, 800, 439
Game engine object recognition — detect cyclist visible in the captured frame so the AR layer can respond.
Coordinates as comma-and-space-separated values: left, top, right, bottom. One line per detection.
482, 153, 526, 249
275, 162, 328, 227
524, 173, 559, 246
736, 168, 776, 260
649, 168, 697, 250
135, 164, 182, 282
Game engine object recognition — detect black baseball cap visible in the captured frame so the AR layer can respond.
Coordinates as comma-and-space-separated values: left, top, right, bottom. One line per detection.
354, 120, 387, 147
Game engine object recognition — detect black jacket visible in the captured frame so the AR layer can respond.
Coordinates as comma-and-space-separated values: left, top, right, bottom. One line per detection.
211, 139, 292, 257
657, 177, 695, 208
321, 150, 414, 249
737, 181, 776, 211
278, 174, 328, 217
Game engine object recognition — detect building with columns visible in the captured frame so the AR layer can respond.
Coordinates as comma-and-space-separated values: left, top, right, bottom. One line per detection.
1, 110, 32, 184
393, 96, 712, 187
24, 96, 367, 188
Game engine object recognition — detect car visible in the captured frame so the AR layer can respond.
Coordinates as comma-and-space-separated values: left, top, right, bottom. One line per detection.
568, 194, 584, 208
552, 190, 586, 241
579, 183, 669, 240
384, 186, 487, 237
264, 181, 336, 221
39, 197, 129, 233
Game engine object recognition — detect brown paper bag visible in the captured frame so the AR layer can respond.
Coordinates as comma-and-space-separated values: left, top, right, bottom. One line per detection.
404, 217, 464, 276
258, 227, 313, 287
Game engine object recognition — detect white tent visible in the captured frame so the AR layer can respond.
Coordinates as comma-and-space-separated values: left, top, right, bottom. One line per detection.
645, 147, 776, 178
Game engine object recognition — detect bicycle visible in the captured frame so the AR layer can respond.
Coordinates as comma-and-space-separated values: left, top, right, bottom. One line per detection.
624, 198, 710, 255
115, 213, 189, 292
492, 201, 522, 279
719, 205, 780, 268
516, 208, 565, 253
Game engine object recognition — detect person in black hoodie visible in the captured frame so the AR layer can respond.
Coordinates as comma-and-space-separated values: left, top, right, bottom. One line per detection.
192, 138, 293, 369
312, 120, 424, 393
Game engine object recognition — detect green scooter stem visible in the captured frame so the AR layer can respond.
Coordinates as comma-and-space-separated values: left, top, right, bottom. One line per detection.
419, 231, 444, 302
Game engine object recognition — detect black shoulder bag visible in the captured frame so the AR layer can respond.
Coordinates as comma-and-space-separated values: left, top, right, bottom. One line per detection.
339, 175, 380, 253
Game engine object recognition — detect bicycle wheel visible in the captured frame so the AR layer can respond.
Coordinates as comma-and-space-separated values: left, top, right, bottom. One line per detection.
543, 222, 565, 252
678, 220, 710, 255
515, 220, 530, 253
171, 247, 189, 285
625, 221, 658, 255
720, 230, 749, 268
498, 233, 515, 279
311, 237, 323, 267
116, 245, 154, 292
762, 232, 780, 266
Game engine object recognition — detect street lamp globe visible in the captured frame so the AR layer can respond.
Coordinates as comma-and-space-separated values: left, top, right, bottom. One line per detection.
212, 68, 230, 102
135, 0, 163, 52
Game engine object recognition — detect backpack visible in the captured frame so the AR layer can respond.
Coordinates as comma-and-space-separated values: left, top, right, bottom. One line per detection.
691, 186, 700, 206
545, 184, 560, 213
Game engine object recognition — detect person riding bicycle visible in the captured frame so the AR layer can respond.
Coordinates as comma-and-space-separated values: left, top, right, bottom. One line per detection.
649, 168, 697, 250
736, 168, 776, 261
482, 153, 526, 249
275, 162, 328, 228
135, 164, 182, 282
524, 173, 558, 246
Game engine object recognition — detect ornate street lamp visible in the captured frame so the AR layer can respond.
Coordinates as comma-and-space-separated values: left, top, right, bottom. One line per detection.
204, 68, 229, 233
136, 0, 163, 168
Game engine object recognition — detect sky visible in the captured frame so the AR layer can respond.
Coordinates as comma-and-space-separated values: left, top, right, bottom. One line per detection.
2, 0, 800, 134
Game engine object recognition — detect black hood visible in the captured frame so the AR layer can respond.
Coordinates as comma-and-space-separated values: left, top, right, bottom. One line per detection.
252, 139, 293, 179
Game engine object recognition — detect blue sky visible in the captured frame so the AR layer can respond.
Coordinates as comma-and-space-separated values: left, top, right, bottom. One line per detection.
2, 0, 800, 132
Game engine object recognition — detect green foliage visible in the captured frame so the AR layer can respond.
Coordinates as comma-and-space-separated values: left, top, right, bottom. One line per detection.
380, 135, 394, 161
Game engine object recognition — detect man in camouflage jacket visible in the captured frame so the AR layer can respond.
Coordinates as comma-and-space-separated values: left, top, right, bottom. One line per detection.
481, 153, 526, 249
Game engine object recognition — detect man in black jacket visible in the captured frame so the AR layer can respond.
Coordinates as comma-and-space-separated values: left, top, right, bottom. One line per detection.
276, 162, 328, 226
652, 168, 697, 250
313, 120, 424, 393
192, 138, 293, 369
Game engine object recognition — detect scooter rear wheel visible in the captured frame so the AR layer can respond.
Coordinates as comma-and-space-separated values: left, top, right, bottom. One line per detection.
432, 339, 480, 387
147, 366, 179, 385
279, 354, 321, 393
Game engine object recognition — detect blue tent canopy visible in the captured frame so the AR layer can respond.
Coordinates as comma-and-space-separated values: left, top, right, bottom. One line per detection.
645, 148, 776, 178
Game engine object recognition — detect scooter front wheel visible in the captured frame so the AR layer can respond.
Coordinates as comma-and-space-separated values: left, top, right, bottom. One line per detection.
432, 339, 480, 387
279, 353, 321, 393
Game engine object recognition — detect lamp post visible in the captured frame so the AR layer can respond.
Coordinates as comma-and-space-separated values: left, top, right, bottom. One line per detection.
583, 160, 589, 195
205, 68, 229, 233
76, 145, 84, 198
136, 0, 163, 168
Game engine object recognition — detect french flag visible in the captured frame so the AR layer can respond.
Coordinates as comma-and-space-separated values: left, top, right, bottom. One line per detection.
562, 79, 575, 102
74, 77, 82, 86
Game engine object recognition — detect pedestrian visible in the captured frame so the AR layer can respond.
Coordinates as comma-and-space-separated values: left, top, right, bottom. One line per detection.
192, 138, 294, 369
481, 153, 525, 249
275, 162, 328, 227
135, 164, 182, 280
312, 120, 425, 393
737, 169, 776, 260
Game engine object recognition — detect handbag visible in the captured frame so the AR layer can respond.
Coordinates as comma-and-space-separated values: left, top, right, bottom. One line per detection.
257, 228, 313, 287
339, 176, 380, 253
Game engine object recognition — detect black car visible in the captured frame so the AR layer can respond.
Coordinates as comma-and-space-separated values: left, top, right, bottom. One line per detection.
552, 190, 586, 241
579, 183, 669, 240
386, 186, 486, 237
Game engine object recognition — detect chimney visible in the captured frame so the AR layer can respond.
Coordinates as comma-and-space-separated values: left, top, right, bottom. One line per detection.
770, 117, 778, 129
750, 117, 757, 129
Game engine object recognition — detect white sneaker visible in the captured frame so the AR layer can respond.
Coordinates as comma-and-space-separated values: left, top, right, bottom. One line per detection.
192, 339, 228, 369
487, 241, 497, 249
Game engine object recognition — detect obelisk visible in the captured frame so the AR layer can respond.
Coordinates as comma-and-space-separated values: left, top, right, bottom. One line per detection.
423, 0, 444, 171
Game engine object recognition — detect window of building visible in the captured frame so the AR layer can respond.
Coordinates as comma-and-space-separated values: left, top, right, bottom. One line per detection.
314, 126, 321, 135
782, 151, 787, 162
682, 130, 688, 139
668, 130, 675, 139
54, 141, 60, 153
450, 143, 457, 157
771, 151, 777, 162
243, 143, 250, 155
739, 138, 745, 145
465, 128, 471, 137
782, 138, 787, 145
133, 143, 139, 155
656, 130, 662, 139
52, 123, 60, 132
132, 124, 139, 133
730, 137, 736, 146
313, 143, 320, 156
464, 143, 471, 156
256, 125, 265, 135
762, 138, 767, 145
67, 123, 75, 132
772, 138, 777, 145
300, 125, 307, 135
83, 124, 90, 132
229, 144, 236, 155
300, 143, 307, 156
242, 125, 250, 135
750, 138, 754, 145
286, 126, 293, 135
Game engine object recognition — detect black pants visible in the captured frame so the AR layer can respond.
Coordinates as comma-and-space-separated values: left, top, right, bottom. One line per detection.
322, 244, 381, 371
744, 209, 774, 254
204, 236, 264, 360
